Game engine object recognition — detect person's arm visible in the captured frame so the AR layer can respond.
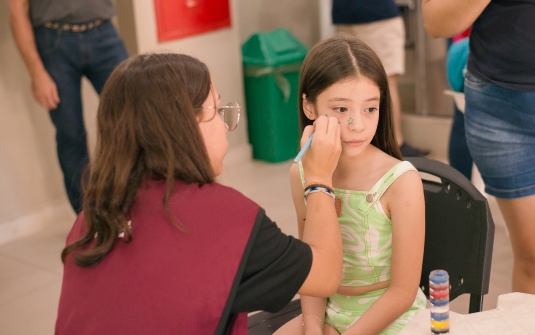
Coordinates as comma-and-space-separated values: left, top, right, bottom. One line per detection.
8, 0, 60, 109
295, 117, 343, 298
343, 170, 425, 335
421, 0, 490, 38
290, 163, 327, 335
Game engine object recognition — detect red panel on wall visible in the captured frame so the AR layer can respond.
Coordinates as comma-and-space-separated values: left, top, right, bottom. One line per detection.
154, 0, 231, 42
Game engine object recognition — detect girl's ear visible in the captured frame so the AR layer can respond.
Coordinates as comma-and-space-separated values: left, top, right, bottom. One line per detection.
302, 94, 316, 120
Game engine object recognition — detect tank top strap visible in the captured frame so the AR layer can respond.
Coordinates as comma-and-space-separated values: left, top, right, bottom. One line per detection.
298, 160, 306, 188
356, 161, 418, 214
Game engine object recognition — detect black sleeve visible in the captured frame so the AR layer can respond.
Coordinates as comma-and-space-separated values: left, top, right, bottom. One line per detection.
230, 210, 313, 313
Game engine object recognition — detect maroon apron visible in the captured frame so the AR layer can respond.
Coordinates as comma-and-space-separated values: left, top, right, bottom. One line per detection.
56, 179, 260, 335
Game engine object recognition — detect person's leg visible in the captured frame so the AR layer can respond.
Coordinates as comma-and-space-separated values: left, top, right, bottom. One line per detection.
464, 70, 535, 293
84, 21, 129, 94
35, 27, 87, 213
272, 315, 303, 335
390, 74, 430, 157
448, 106, 473, 180
496, 196, 535, 294
388, 75, 404, 145
272, 315, 341, 335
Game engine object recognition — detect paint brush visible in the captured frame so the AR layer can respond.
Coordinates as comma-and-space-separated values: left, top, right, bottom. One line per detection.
293, 133, 314, 163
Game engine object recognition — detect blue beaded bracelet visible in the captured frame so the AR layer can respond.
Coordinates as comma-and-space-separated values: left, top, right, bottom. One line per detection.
304, 186, 335, 205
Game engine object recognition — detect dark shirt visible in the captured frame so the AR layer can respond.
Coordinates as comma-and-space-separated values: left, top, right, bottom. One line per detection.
468, 0, 535, 91
232, 212, 312, 313
29, 0, 116, 27
332, 0, 400, 25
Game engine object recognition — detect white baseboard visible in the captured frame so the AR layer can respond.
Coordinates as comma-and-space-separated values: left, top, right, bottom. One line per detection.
0, 202, 73, 247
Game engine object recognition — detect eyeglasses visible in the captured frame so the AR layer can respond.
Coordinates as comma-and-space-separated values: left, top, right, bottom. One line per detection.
195, 102, 241, 132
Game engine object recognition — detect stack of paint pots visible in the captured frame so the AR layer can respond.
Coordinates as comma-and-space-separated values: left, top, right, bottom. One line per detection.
429, 270, 450, 334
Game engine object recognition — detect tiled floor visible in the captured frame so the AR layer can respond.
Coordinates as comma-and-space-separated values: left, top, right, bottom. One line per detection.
0, 158, 513, 334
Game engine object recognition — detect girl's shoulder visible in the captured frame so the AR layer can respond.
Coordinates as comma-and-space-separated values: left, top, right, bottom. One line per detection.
374, 146, 402, 169
366, 148, 407, 182
380, 160, 423, 204
366, 157, 418, 193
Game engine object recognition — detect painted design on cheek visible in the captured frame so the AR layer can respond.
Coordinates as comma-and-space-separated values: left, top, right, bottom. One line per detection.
348, 117, 354, 125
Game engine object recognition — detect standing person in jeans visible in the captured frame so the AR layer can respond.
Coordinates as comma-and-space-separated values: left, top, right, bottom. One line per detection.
424, 0, 535, 294
332, 0, 430, 157
8, 0, 129, 213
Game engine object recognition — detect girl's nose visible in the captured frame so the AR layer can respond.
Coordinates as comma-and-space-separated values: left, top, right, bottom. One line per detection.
348, 114, 364, 132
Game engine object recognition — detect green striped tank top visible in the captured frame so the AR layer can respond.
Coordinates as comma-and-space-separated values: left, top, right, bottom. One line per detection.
299, 160, 418, 287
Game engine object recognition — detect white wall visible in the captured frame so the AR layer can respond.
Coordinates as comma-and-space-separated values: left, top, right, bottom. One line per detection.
236, 0, 320, 47
131, 0, 248, 152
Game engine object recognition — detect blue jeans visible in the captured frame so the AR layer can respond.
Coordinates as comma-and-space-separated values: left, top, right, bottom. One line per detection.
465, 70, 535, 199
34, 21, 128, 212
448, 106, 473, 180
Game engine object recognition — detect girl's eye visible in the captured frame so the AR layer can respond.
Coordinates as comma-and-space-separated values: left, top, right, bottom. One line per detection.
365, 107, 378, 113
333, 107, 348, 113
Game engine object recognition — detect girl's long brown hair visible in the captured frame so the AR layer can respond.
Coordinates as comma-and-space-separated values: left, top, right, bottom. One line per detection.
298, 35, 402, 160
62, 53, 214, 267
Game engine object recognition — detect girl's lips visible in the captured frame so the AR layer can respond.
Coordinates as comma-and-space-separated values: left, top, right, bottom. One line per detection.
343, 140, 365, 146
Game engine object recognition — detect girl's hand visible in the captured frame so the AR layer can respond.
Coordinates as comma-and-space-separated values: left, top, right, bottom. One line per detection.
301, 115, 341, 188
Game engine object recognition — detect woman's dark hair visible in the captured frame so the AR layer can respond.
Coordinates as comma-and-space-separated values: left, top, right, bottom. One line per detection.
62, 53, 214, 267
298, 35, 402, 160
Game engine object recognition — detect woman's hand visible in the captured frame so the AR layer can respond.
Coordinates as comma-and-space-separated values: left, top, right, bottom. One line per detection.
301, 116, 341, 188
32, 69, 60, 110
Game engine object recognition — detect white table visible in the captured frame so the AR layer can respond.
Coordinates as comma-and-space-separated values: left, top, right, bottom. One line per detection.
399, 293, 535, 335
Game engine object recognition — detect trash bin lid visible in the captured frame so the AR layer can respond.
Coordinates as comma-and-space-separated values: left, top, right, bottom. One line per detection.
242, 28, 308, 67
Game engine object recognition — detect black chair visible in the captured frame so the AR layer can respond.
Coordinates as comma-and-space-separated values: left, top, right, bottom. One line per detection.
248, 157, 495, 334
407, 157, 494, 314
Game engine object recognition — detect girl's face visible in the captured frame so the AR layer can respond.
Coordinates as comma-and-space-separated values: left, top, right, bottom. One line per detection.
303, 77, 380, 157
198, 80, 228, 176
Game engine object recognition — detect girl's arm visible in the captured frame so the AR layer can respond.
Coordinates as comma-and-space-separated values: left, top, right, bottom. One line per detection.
290, 163, 328, 335
421, 0, 490, 38
343, 170, 425, 335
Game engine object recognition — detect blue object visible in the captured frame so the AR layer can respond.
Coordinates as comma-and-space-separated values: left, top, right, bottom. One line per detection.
446, 38, 470, 92
429, 269, 449, 284
430, 312, 449, 321
293, 133, 314, 163
332, 0, 400, 24
449, 107, 473, 180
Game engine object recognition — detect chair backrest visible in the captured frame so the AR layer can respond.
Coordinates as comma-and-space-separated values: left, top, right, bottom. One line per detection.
406, 157, 495, 313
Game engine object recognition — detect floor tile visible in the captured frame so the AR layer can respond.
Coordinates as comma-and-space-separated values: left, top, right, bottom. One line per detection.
0, 230, 68, 275
0, 281, 61, 335
0, 255, 60, 307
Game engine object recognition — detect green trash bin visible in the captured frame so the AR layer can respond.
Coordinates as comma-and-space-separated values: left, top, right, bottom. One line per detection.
242, 29, 308, 163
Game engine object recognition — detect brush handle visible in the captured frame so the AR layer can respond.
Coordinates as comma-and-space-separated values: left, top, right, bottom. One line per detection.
293, 133, 315, 163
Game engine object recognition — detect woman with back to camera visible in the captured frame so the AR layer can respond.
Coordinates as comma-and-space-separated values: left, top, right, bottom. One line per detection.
423, 0, 535, 294
54, 53, 343, 335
